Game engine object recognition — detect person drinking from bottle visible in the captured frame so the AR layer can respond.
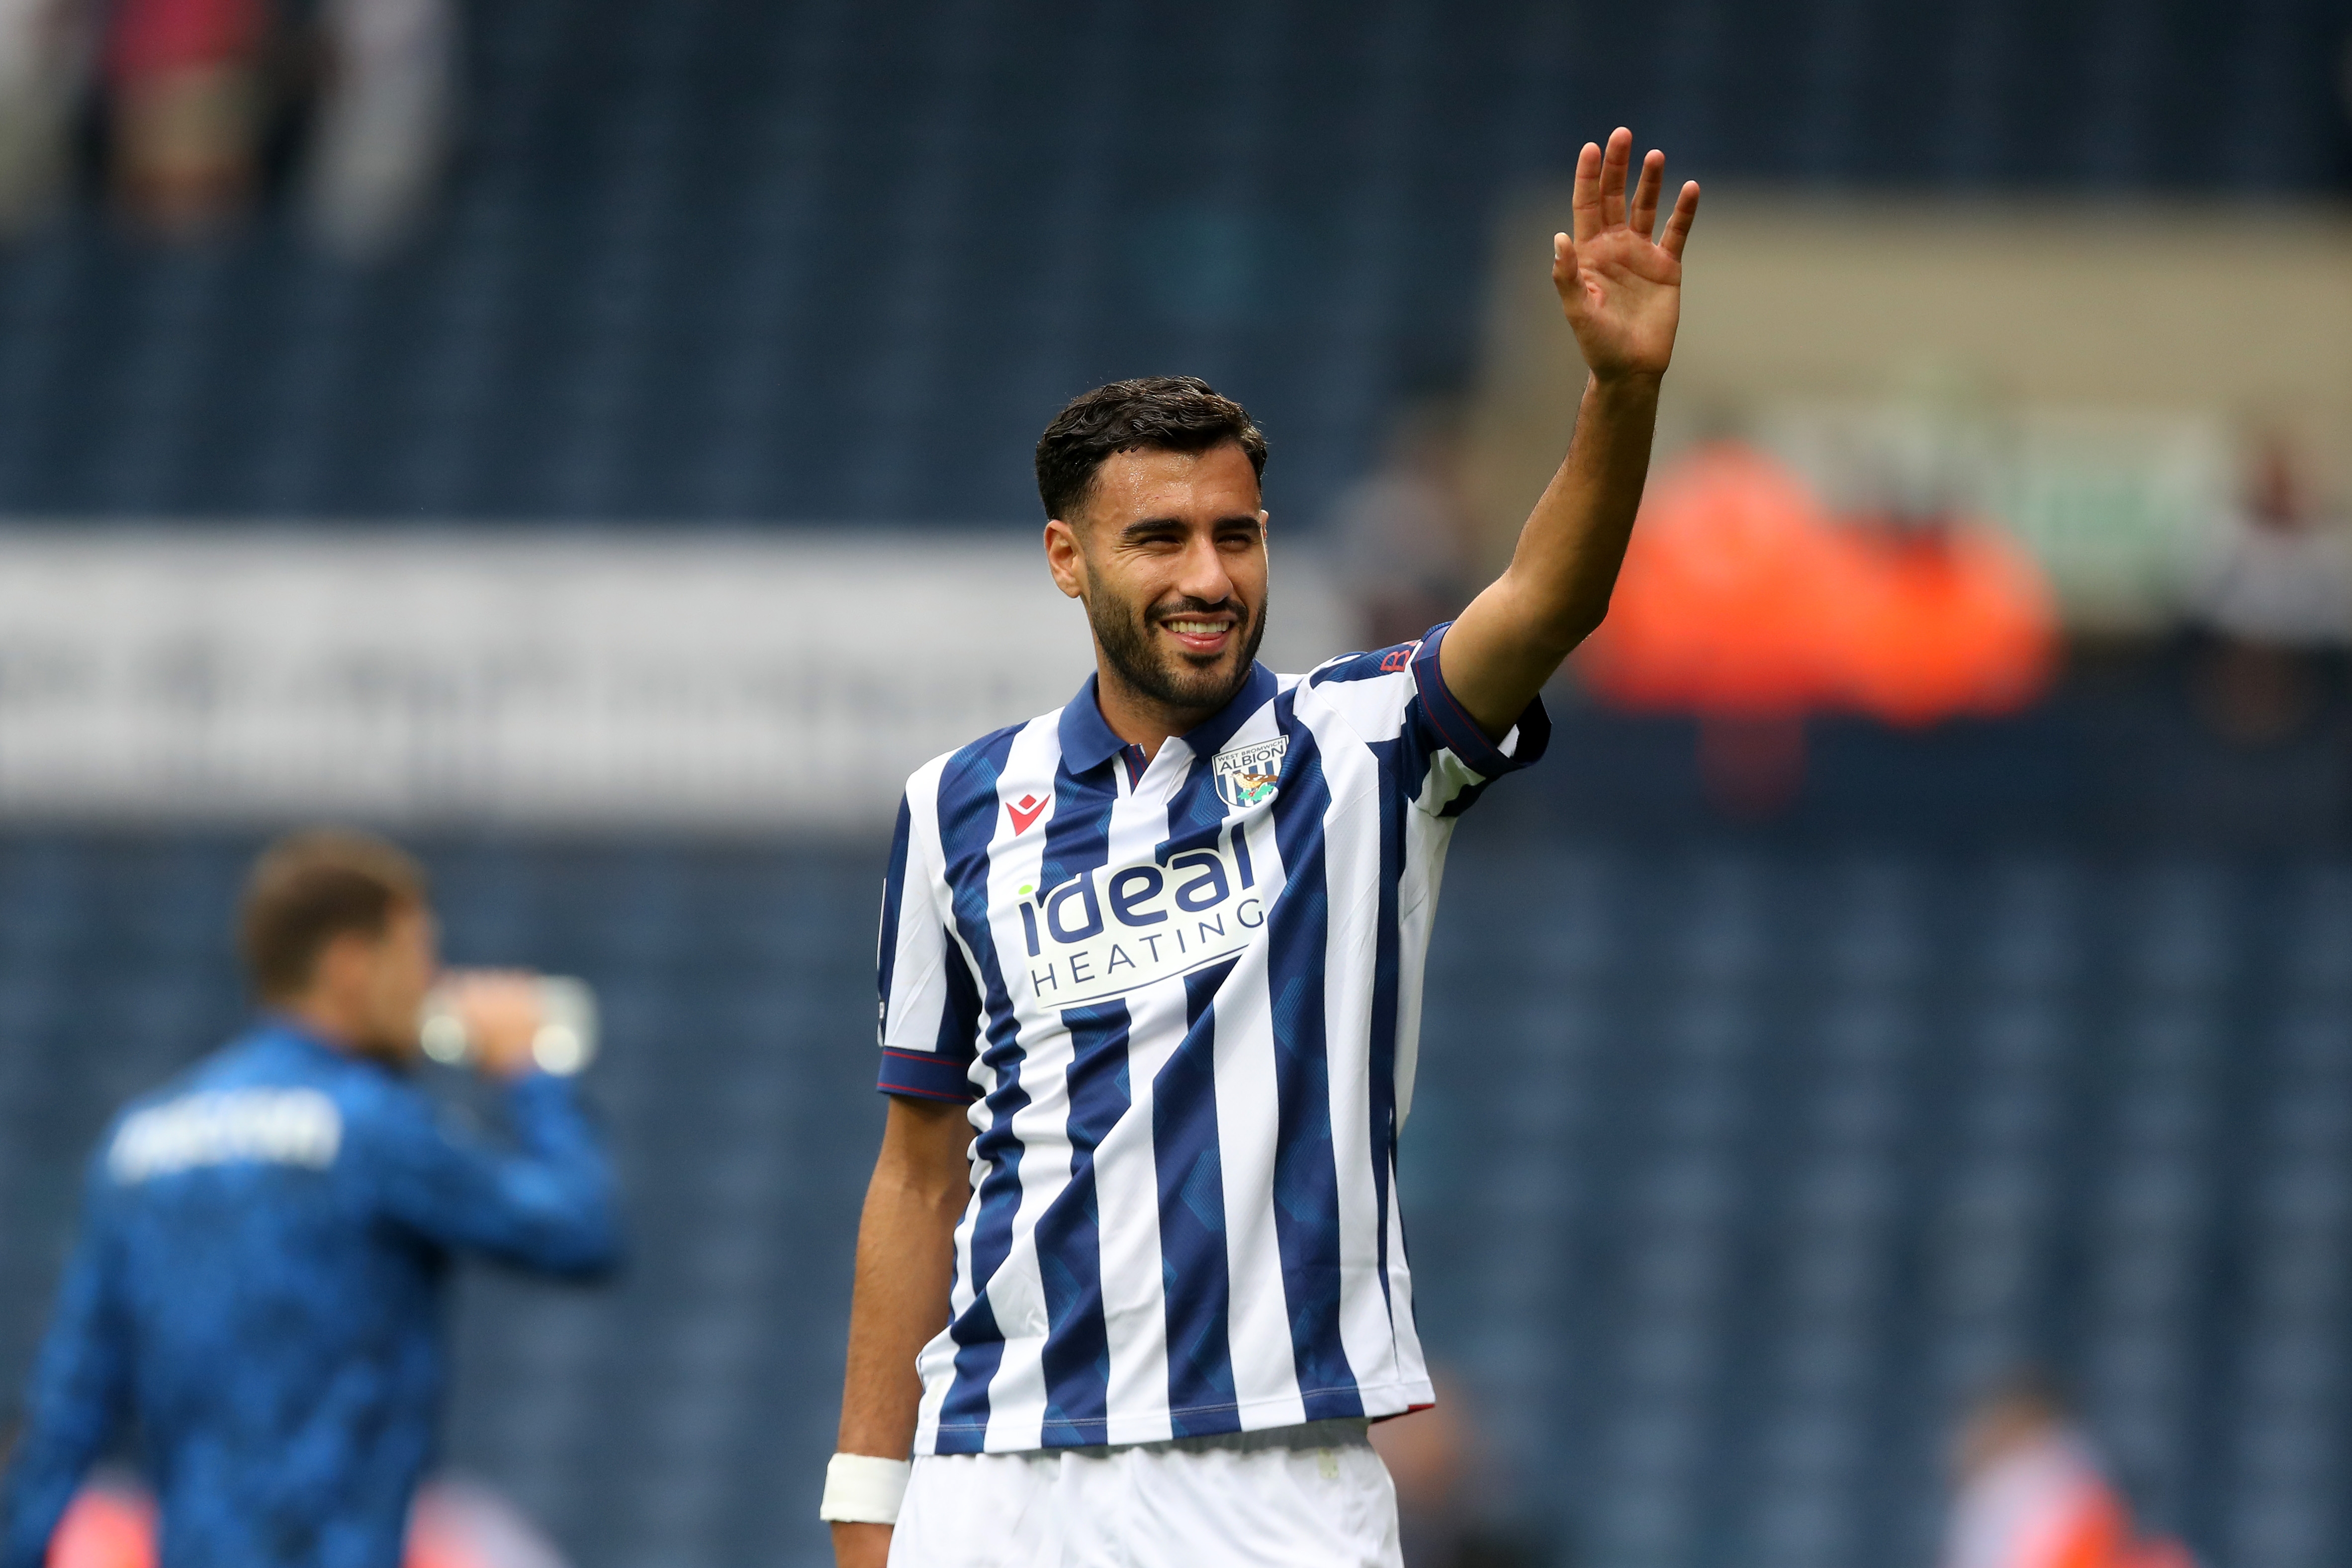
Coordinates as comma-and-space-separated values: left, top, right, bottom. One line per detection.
0, 828, 622, 1568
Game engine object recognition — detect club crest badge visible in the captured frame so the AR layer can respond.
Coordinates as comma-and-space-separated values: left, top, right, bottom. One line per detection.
1212, 736, 1288, 809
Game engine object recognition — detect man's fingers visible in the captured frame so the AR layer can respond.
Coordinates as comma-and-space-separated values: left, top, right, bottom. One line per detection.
1570, 141, 1603, 243
1660, 180, 1701, 261
1552, 233, 1595, 327
1600, 127, 1631, 230
1578, 129, 1682, 248
1628, 149, 1665, 240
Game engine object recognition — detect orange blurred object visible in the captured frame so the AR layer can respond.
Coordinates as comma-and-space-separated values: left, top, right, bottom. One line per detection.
1826, 521, 2058, 727
47, 1481, 549, 1568
1578, 444, 1847, 717
47, 1487, 155, 1568
1942, 1431, 2197, 1568
1579, 443, 2058, 728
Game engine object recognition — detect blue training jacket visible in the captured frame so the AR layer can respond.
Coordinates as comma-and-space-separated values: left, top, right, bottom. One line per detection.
0, 1018, 622, 1568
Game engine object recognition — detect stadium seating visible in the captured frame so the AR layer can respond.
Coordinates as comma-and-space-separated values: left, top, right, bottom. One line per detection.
0, 0, 2340, 524
3, 825, 2347, 1568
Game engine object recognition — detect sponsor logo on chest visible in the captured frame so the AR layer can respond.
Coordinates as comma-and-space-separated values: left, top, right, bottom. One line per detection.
1010, 822, 1265, 1009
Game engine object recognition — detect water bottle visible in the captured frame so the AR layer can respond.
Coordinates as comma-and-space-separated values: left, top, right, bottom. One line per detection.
419, 975, 599, 1077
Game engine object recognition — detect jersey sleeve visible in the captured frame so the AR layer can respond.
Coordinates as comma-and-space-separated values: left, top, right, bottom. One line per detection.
1404, 620, 1550, 815
1306, 620, 1551, 818
876, 785, 984, 1104
0, 1161, 132, 1568
355, 1073, 623, 1277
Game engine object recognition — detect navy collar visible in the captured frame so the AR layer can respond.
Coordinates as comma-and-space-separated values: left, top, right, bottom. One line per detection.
1057, 662, 1279, 775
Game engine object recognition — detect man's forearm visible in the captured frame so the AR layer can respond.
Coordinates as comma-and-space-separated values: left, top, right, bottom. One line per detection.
1443, 371, 1662, 732
835, 1163, 962, 1459
1440, 131, 1695, 737
832, 1118, 966, 1568
837, 1092, 972, 1457
1512, 371, 1662, 647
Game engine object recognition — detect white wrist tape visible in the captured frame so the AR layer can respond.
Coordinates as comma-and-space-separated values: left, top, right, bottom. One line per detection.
820, 1453, 912, 1524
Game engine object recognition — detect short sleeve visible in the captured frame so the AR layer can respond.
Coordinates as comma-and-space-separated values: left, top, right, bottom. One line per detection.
1404, 620, 1551, 817
876, 788, 984, 1104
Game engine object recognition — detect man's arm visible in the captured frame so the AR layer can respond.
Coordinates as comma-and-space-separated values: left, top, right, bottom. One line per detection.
1440, 126, 1701, 738
366, 974, 622, 1276
363, 1072, 622, 1276
831, 1095, 972, 1568
0, 1190, 129, 1568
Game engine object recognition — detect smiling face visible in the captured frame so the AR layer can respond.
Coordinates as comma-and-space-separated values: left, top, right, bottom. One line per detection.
1045, 441, 1270, 724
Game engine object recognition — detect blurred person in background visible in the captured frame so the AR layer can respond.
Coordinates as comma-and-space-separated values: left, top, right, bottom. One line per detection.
0, 0, 453, 246
1329, 399, 1479, 649
300, 0, 455, 257
0, 0, 88, 232
1941, 1374, 2192, 1568
0, 829, 620, 1568
102, 0, 271, 233
2187, 432, 2351, 747
1371, 1394, 1472, 1567
1369, 1371, 1545, 1568
401, 1479, 570, 1568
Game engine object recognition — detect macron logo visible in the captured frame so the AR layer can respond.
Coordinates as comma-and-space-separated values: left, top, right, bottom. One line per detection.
1007, 793, 1048, 835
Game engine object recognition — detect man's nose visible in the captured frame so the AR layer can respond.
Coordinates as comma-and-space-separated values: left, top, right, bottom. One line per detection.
1172, 532, 1237, 603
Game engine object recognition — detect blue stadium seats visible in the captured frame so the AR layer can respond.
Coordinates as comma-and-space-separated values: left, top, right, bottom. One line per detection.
1383, 837, 2352, 1568
0, 0, 2338, 524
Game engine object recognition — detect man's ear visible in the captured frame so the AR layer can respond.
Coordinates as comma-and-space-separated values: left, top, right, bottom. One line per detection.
1043, 519, 1086, 602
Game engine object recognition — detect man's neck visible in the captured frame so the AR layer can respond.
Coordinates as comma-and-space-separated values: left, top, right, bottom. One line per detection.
1092, 665, 1220, 761
279, 996, 402, 1068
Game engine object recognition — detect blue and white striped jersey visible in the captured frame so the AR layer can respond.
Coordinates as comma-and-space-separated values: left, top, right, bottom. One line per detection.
875, 622, 1548, 1455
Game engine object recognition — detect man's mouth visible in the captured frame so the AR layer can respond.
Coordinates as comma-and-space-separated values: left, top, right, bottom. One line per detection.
1158, 613, 1238, 655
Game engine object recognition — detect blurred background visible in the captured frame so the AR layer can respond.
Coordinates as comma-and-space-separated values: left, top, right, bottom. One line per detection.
3, 1, 2352, 1566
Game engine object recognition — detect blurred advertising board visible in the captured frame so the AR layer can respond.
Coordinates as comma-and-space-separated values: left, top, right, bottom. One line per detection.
1751, 399, 2233, 633
0, 531, 1346, 830
1468, 191, 2350, 633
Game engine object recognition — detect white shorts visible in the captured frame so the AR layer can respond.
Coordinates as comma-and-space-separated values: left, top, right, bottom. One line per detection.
887, 1418, 1402, 1568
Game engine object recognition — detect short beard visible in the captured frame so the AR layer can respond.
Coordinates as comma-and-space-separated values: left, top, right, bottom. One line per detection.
1087, 582, 1267, 717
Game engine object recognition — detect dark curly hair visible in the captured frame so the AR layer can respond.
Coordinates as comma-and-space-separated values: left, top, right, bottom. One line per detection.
1035, 375, 1268, 522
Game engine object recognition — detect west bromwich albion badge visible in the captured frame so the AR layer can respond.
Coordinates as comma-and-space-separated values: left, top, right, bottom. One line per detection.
1212, 736, 1287, 809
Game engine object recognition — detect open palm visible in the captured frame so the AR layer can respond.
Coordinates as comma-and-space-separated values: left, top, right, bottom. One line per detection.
1554, 128, 1699, 382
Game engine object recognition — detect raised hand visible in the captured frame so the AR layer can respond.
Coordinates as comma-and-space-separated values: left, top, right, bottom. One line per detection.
1553, 127, 1699, 383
